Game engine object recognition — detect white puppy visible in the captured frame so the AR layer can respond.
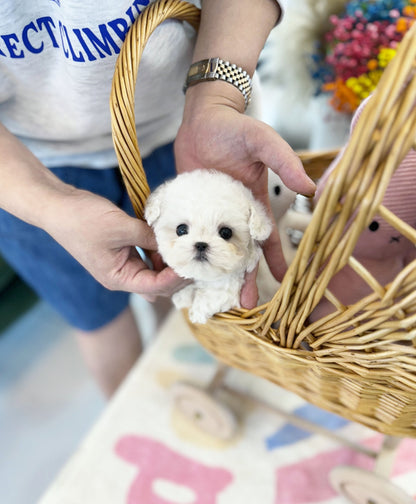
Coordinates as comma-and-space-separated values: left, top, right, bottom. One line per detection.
145, 170, 272, 324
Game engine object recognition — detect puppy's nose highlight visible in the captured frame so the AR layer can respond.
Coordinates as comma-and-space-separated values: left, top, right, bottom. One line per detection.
195, 242, 208, 252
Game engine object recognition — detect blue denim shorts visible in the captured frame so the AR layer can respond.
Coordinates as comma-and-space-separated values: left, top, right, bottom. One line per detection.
0, 142, 176, 331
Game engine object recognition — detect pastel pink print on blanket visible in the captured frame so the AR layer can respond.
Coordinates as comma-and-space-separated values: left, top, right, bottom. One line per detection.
276, 435, 416, 504
115, 435, 233, 503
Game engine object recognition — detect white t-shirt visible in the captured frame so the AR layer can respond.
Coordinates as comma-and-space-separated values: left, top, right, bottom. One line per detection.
0, 0, 284, 169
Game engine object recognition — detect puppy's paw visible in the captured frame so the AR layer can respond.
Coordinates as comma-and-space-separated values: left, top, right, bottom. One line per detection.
188, 287, 239, 324
172, 285, 194, 309
188, 305, 211, 324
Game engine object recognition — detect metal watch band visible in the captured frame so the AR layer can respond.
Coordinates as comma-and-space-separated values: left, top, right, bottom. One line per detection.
184, 57, 253, 109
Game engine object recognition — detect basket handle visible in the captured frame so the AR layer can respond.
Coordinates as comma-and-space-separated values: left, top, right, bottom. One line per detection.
110, 0, 200, 220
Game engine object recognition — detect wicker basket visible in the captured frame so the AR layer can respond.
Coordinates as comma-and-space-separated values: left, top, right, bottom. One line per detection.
110, 0, 416, 438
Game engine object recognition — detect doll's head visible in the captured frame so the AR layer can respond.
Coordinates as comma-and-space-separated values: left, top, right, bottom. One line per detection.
316, 96, 416, 263
268, 169, 297, 222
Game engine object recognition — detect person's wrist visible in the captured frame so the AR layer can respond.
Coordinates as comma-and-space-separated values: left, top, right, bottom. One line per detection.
184, 78, 246, 116
184, 57, 253, 110
36, 182, 85, 237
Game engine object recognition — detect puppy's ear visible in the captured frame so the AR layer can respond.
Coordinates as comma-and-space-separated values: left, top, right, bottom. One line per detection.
144, 186, 165, 226
249, 200, 272, 241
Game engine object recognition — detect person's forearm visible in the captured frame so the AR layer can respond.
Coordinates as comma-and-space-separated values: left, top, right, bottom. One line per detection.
185, 0, 281, 112
0, 122, 75, 230
194, 0, 281, 73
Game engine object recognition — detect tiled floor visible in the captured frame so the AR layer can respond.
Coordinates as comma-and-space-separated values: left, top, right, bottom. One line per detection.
0, 294, 162, 504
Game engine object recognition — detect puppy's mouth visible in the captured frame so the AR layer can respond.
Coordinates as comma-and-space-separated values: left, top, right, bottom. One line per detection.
193, 242, 210, 262
195, 253, 209, 262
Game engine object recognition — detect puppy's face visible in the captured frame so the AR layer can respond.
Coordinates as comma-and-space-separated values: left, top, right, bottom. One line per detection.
152, 209, 253, 281
145, 170, 272, 281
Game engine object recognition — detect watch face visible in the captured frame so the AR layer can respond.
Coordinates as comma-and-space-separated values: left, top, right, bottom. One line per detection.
187, 58, 219, 84
185, 58, 251, 107
188, 63, 204, 78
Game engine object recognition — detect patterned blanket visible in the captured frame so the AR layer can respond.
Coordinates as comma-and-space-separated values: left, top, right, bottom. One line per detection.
40, 310, 416, 504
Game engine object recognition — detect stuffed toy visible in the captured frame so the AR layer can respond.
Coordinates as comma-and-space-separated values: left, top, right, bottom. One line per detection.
309, 97, 416, 321
257, 170, 312, 304
268, 169, 313, 264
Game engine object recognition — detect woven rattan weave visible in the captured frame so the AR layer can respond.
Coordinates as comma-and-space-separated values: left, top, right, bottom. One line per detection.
110, 0, 416, 438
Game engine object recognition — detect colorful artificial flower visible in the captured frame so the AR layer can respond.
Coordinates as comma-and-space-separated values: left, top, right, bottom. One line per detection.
312, 0, 416, 114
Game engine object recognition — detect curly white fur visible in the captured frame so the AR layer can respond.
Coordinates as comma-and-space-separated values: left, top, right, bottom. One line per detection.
145, 170, 272, 324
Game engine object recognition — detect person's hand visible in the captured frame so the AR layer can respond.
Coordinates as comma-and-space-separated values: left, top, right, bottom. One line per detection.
0, 121, 187, 303
175, 85, 316, 308
44, 187, 189, 302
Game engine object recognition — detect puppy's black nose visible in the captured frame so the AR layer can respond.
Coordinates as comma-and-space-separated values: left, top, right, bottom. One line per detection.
195, 242, 208, 252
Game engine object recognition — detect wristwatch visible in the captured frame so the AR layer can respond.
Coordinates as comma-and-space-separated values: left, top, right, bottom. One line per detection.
183, 57, 253, 109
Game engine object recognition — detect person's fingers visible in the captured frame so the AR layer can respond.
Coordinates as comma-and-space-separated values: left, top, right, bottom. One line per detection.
130, 265, 191, 298
148, 251, 166, 272
103, 242, 189, 297
245, 120, 316, 196
141, 266, 189, 295
240, 264, 259, 309
262, 227, 288, 283
119, 216, 158, 251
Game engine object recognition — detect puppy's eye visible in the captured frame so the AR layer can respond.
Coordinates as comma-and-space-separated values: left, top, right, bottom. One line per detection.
274, 185, 281, 196
176, 224, 188, 236
219, 227, 233, 240
369, 221, 379, 232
